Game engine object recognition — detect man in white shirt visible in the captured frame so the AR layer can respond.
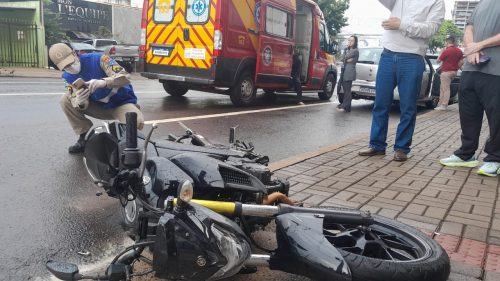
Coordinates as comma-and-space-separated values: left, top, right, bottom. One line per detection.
359, 0, 445, 161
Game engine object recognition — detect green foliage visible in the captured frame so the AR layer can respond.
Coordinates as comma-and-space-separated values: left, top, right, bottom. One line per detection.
93, 26, 113, 39
313, 0, 350, 36
43, 0, 68, 46
429, 20, 463, 53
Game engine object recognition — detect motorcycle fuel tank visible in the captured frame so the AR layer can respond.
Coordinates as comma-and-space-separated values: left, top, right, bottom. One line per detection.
271, 213, 352, 281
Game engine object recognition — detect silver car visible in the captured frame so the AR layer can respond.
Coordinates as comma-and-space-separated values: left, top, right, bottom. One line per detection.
339, 47, 459, 109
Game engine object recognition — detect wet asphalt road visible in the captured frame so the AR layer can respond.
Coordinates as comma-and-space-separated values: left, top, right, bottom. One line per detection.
0, 76, 416, 280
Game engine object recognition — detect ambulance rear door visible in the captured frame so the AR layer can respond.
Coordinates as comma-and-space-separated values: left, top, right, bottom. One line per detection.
255, 0, 295, 89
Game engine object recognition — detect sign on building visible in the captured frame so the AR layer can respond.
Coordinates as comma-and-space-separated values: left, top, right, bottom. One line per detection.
49, 0, 112, 34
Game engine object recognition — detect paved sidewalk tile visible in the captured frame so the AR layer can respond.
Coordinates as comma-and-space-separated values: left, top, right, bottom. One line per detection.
274, 107, 500, 278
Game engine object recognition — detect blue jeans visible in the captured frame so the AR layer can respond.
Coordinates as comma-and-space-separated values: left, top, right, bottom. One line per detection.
369, 50, 425, 154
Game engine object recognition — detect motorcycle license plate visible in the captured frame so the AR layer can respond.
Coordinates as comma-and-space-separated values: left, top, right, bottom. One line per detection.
359, 87, 376, 94
152, 46, 174, 57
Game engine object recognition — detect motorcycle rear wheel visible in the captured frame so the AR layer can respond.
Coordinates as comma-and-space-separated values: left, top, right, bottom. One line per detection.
322, 207, 450, 281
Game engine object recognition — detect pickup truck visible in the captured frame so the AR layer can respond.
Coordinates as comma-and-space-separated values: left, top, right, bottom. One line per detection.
82, 39, 139, 73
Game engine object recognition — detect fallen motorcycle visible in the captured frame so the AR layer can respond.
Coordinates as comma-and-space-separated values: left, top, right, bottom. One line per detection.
82, 118, 290, 237
47, 113, 451, 281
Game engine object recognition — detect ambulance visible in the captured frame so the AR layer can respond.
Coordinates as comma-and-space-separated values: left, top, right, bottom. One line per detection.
139, 0, 337, 106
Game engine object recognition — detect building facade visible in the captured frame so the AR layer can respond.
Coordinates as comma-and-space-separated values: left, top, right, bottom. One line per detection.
0, 0, 46, 67
452, 0, 480, 31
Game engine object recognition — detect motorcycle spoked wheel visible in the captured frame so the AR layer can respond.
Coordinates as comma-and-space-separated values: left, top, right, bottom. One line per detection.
321, 207, 450, 281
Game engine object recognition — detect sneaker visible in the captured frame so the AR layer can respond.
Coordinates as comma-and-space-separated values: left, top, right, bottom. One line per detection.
434, 105, 447, 111
68, 139, 86, 154
297, 101, 305, 105
439, 155, 479, 168
336, 107, 346, 112
477, 162, 500, 177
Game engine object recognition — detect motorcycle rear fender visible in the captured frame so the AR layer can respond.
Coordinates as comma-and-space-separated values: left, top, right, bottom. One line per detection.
271, 213, 352, 281
170, 153, 267, 194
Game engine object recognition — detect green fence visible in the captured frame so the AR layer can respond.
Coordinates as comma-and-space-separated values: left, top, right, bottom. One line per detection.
0, 18, 39, 67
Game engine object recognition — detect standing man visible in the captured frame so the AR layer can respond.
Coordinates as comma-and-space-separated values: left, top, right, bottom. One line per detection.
291, 48, 304, 105
440, 0, 500, 177
435, 36, 463, 110
49, 43, 144, 154
359, 0, 445, 162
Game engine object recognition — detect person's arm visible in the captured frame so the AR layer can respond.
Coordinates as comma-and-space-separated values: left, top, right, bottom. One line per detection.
378, 0, 397, 10
465, 33, 500, 55
463, 25, 480, 64
100, 55, 131, 88
399, 1, 445, 39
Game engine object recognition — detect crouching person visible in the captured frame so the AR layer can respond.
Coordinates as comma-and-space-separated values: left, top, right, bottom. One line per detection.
49, 43, 144, 154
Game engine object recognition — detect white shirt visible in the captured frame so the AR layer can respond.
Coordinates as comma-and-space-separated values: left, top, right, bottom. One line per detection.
378, 0, 445, 56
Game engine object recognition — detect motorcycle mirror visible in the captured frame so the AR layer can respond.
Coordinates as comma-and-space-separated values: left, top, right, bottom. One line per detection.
178, 180, 194, 203
46, 260, 82, 280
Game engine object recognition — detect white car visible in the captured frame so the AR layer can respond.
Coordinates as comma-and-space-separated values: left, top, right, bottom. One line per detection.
338, 47, 459, 109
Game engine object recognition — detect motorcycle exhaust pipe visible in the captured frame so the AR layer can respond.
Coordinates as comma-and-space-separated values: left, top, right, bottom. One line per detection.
244, 254, 270, 267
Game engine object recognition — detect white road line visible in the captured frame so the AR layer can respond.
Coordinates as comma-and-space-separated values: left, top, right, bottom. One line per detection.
0, 81, 62, 84
145, 102, 332, 125
0, 91, 165, 97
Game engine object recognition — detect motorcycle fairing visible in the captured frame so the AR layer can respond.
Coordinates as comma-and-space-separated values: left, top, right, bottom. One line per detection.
153, 203, 251, 280
146, 157, 193, 204
271, 213, 352, 281
83, 132, 119, 187
155, 139, 246, 159
170, 153, 267, 194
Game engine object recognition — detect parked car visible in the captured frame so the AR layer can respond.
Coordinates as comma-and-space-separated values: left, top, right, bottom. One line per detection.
68, 42, 102, 55
338, 47, 460, 109
83, 39, 139, 72
82, 39, 118, 51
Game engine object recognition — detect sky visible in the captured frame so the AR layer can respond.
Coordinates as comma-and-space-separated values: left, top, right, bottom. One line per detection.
129, 0, 457, 33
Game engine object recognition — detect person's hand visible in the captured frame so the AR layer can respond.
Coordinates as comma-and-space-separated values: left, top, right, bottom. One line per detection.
74, 88, 90, 109
382, 17, 401, 30
87, 79, 107, 93
466, 51, 483, 65
464, 42, 484, 56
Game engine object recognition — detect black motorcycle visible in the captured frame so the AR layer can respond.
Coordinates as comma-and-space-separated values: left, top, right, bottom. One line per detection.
47, 113, 450, 281
82, 118, 290, 238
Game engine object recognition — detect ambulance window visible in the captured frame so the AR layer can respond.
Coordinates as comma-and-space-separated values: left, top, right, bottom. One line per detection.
154, 0, 175, 23
319, 21, 330, 51
265, 6, 293, 39
186, 0, 211, 24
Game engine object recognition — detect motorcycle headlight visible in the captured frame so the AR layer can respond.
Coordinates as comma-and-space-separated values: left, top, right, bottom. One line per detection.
208, 224, 251, 280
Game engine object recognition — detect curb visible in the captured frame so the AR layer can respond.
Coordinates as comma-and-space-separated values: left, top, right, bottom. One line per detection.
270, 108, 442, 171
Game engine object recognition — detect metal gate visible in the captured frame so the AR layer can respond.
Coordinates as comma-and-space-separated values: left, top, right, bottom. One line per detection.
0, 18, 39, 67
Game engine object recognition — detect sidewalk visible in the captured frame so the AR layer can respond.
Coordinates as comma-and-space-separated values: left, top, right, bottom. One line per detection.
272, 105, 500, 281
0, 67, 146, 79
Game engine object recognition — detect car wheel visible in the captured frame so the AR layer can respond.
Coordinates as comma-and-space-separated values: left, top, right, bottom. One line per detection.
230, 71, 256, 106
318, 73, 336, 100
162, 81, 189, 97
426, 96, 439, 109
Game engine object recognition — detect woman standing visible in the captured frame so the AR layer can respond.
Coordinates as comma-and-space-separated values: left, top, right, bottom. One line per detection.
337, 36, 359, 112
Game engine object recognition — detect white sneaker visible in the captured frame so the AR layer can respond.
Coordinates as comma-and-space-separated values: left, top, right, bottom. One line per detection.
434, 105, 447, 111
440, 155, 479, 168
477, 162, 500, 177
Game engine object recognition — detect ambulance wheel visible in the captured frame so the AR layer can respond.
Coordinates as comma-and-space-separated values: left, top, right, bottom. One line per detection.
231, 71, 256, 106
318, 73, 336, 100
162, 81, 189, 97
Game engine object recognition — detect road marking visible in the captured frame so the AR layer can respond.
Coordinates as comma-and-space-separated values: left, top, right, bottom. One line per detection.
0, 81, 62, 84
0, 91, 166, 97
145, 102, 332, 125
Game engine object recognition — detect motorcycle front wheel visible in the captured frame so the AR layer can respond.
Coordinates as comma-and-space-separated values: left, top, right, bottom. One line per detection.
322, 207, 450, 281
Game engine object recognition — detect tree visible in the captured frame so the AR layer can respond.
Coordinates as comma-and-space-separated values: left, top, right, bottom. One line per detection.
43, 0, 69, 46
429, 20, 463, 53
313, 0, 350, 36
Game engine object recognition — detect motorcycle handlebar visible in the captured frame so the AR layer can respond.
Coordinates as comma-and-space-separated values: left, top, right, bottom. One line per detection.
125, 112, 138, 149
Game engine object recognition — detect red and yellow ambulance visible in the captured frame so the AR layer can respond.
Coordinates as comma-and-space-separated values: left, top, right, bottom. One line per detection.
140, 0, 337, 106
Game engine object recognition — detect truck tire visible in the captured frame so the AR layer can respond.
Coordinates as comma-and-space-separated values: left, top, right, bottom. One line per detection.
320, 207, 450, 281
162, 81, 189, 97
318, 73, 336, 100
230, 71, 256, 106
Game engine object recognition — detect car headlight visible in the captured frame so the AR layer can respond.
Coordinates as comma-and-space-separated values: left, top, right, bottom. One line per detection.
207, 224, 251, 280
